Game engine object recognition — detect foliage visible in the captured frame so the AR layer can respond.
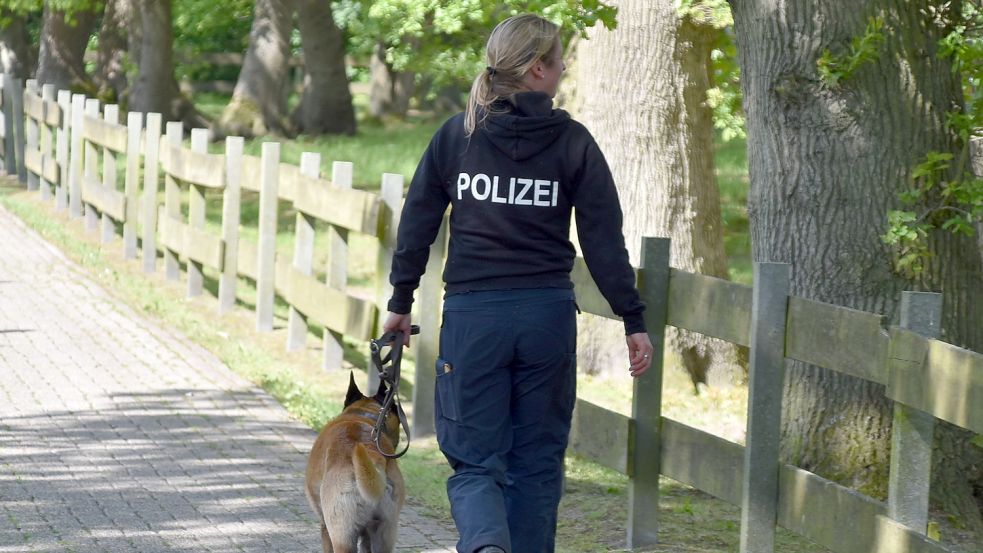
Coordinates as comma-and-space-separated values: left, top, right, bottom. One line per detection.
816, 15, 886, 87
172, 0, 255, 81
331, 0, 617, 98
676, 0, 745, 141
883, 2, 983, 277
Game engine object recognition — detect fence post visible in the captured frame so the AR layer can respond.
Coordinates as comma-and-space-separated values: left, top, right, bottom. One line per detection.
1, 75, 14, 174
141, 113, 162, 273
83, 98, 100, 231
163, 122, 183, 280
187, 128, 209, 297
123, 111, 142, 259
627, 236, 671, 547
324, 161, 352, 369
287, 152, 321, 352
412, 216, 447, 438
886, 291, 941, 533
739, 262, 791, 553
24, 79, 38, 191
55, 90, 70, 211
101, 105, 119, 243
371, 172, 403, 393
219, 136, 243, 314
256, 141, 280, 332
11, 75, 25, 183
68, 94, 85, 218
39, 84, 55, 200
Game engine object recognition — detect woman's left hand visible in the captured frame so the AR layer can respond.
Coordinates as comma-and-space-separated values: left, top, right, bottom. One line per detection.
626, 332, 654, 377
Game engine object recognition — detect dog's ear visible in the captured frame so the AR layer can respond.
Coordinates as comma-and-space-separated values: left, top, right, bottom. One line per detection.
374, 379, 387, 403
344, 371, 364, 407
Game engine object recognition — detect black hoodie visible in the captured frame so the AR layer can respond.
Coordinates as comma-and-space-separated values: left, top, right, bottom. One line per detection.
388, 91, 646, 335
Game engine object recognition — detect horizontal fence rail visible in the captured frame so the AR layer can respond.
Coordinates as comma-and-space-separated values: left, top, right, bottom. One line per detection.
1, 75, 981, 553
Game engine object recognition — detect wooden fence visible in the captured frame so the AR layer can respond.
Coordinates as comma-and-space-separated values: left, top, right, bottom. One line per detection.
1, 74, 981, 553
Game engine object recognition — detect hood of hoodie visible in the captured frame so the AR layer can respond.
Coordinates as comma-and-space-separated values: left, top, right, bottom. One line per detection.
483, 91, 571, 161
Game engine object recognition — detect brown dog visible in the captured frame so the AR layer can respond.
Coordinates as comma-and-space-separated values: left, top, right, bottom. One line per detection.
305, 372, 406, 553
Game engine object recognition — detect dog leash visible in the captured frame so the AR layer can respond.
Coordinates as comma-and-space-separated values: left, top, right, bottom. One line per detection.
369, 325, 419, 459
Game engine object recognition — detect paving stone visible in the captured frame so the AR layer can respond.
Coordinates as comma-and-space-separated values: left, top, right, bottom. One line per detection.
0, 204, 456, 552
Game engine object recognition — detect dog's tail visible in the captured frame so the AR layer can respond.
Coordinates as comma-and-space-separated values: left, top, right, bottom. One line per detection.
352, 442, 386, 502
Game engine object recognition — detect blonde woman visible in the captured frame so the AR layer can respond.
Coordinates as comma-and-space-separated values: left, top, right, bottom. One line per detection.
384, 14, 653, 553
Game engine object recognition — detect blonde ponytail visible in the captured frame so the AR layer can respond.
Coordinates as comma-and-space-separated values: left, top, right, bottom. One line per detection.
464, 14, 561, 136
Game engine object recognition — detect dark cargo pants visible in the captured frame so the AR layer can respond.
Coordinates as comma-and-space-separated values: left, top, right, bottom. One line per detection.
435, 288, 577, 553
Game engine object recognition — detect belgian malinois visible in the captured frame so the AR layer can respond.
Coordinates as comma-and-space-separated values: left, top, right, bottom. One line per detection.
305, 372, 406, 553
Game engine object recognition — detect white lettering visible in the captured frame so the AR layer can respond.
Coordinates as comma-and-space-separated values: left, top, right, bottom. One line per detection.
457, 173, 470, 200
454, 173, 560, 208
472, 173, 491, 200
491, 176, 507, 204
534, 179, 552, 207
514, 178, 534, 205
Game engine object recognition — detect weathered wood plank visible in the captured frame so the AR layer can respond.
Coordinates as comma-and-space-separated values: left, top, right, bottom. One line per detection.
237, 239, 260, 281
785, 297, 890, 384
23, 91, 43, 121
159, 141, 225, 188
240, 154, 261, 192
571, 257, 619, 321
666, 269, 752, 346
81, 174, 126, 220
627, 236, 672, 548
741, 262, 791, 553
141, 113, 163, 273
157, 211, 225, 270
26, 148, 61, 185
887, 328, 983, 435
292, 170, 382, 235
569, 398, 633, 475
43, 97, 61, 126
660, 417, 743, 506
219, 137, 244, 314
276, 261, 379, 341
256, 143, 280, 332
887, 292, 941, 534
82, 113, 128, 153
777, 464, 946, 553
287, 153, 321, 353
278, 161, 298, 202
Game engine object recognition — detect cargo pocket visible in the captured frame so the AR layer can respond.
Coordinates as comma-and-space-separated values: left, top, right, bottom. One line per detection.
435, 357, 459, 422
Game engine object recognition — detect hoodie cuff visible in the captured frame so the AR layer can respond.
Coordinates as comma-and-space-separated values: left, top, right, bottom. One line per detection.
623, 312, 647, 336
387, 287, 415, 315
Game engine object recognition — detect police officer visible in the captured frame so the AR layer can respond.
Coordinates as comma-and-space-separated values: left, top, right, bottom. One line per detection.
383, 13, 654, 553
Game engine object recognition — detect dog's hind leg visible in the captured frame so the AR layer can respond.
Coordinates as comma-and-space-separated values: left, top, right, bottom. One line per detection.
368, 522, 397, 553
319, 523, 333, 553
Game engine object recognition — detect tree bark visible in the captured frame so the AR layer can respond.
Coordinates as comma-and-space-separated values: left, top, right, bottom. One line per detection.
0, 12, 36, 79
290, 0, 355, 135
564, 0, 742, 386
369, 42, 414, 118
129, 0, 207, 128
95, 0, 131, 103
36, 2, 102, 91
731, 0, 983, 531
218, 0, 295, 137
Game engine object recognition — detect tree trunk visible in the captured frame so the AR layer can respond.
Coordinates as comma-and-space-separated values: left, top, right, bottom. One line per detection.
290, 0, 355, 135
369, 42, 414, 118
0, 12, 35, 79
95, 0, 131, 103
731, 0, 983, 531
129, 0, 207, 128
218, 0, 294, 137
36, 2, 101, 91
564, 0, 742, 387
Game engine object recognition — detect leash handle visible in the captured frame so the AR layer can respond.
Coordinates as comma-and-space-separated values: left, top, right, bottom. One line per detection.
369, 325, 419, 459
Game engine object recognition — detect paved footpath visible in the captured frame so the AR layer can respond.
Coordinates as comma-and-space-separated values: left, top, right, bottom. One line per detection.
0, 204, 458, 552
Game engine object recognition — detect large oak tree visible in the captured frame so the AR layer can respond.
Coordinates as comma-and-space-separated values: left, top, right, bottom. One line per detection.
731, 0, 983, 531
565, 0, 742, 386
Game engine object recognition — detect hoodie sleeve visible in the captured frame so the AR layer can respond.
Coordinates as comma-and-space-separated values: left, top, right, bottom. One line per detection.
387, 130, 450, 314
571, 139, 647, 335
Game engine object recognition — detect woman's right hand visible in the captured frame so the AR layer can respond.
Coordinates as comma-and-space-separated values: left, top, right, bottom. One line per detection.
383, 312, 413, 347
